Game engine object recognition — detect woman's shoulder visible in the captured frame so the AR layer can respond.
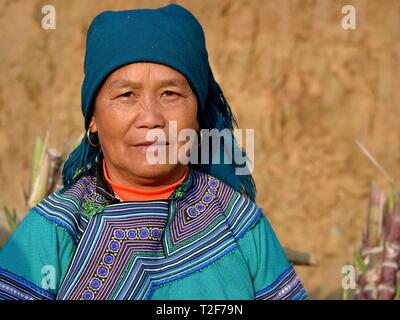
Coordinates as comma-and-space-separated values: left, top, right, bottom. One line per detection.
31, 175, 96, 244
188, 169, 264, 239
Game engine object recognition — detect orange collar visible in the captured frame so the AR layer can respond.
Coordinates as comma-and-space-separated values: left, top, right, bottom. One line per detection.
102, 160, 188, 202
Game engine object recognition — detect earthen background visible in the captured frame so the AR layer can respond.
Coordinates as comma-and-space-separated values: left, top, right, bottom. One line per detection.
1, 0, 400, 299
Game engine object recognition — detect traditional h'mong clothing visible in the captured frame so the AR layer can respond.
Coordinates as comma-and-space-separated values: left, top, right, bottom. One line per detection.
0, 4, 308, 300
0, 154, 306, 300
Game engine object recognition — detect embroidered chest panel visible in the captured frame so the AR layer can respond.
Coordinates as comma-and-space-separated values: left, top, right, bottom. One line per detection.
41, 170, 261, 300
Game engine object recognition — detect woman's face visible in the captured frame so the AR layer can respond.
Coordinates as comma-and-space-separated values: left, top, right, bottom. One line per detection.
90, 62, 198, 188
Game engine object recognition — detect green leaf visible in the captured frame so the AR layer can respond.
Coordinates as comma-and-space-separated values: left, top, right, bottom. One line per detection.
31, 136, 43, 192
388, 183, 396, 212
395, 284, 400, 300
354, 250, 367, 274
28, 151, 51, 208
342, 287, 351, 300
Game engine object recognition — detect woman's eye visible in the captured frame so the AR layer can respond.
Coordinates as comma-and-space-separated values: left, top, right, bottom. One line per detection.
119, 91, 134, 98
163, 90, 178, 97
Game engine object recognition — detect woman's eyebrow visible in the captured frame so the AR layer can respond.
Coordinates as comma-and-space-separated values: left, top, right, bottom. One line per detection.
157, 78, 188, 88
107, 79, 141, 89
107, 77, 188, 89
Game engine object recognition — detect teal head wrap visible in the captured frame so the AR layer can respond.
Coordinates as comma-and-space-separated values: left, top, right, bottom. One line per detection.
62, 4, 256, 200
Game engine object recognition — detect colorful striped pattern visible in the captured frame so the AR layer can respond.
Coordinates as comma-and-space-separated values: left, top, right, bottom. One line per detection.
33, 177, 96, 243
0, 268, 55, 300
53, 170, 262, 300
254, 265, 308, 300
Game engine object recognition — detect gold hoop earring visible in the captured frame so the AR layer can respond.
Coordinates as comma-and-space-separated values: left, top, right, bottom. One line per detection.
86, 128, 100, 148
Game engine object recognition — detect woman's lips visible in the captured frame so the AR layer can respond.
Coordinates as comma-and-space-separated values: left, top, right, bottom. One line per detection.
131, 141, 169, 148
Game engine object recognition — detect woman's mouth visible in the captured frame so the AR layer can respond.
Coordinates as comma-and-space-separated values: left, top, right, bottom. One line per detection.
131, 141, 169, 148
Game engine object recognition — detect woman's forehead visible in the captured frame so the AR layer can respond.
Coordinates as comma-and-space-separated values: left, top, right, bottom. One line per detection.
104, 62, 189, 88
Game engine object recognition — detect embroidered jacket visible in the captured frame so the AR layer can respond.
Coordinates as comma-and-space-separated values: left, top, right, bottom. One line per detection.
0, 161, 307, 300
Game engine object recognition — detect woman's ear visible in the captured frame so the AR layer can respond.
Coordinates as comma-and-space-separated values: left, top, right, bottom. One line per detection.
89, 116, 97, 133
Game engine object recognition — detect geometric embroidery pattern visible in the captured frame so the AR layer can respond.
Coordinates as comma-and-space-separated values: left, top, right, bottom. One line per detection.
0, 268, 55, 300
55, 170, 262, 300
255, 265, 308, 300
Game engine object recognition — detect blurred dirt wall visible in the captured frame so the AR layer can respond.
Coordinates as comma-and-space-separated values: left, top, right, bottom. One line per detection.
1, 0, 400, 299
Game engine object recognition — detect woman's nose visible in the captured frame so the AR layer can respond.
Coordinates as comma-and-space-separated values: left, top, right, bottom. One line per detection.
134, 97, 166, 129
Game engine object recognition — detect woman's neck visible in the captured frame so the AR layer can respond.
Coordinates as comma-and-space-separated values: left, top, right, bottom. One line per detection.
102, 160, 188, 201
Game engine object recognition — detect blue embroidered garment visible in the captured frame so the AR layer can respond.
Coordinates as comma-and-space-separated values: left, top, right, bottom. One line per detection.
0, 162, 307, 300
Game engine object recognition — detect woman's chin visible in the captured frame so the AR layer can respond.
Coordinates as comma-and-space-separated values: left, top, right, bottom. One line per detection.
128, 163, 183, 181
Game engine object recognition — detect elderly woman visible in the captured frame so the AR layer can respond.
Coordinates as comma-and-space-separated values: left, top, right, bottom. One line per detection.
0, 4, 307, 300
